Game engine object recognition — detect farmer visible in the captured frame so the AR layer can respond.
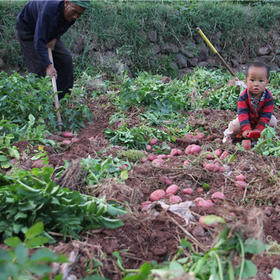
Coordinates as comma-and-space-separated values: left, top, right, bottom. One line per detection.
16, 0, 90, 99
223, 61, 277, 148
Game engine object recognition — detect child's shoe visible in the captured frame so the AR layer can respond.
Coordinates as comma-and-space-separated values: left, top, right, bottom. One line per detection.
222, 128, 232, 144
242, 139, 251, 150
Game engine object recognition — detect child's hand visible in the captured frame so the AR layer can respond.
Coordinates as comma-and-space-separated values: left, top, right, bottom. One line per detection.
242, 130, 251, 138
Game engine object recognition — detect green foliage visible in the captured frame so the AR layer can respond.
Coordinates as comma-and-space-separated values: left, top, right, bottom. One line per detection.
0, 72, 92, 133
0, 222, 68, 280
105, 124, 173, 149
117, 149, 146, 162
0, 166, 126, 240
80, 155, 132, 185
252, 127, 280, 156
121, 228, 266, 280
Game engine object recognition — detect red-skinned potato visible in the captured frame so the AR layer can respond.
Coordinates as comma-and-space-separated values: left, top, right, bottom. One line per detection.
157, 154, 167, 160
183, 160, 190, 166
211, 192, 225, 200
62, 139, 71, 145
141, 201, 152, 211
195, 198, 214, 208
159, 176, 172, 185
235, 181, 247, 189
169, 195, 182, 203
71, 137, 79, 143
197, 187, 204, 193
182, 188, 193, 194
191, 145, 202, 154
141, 157, 148, 163
152, 158, 165, 167
149, 138, 158, 145
148, 154, 157, 161
146, 145, 152, 151
150, 189, 166, 201
120, 164, 128, 170
62, 131, 74, 138
220, 151, 230, 160
166, 184, 179, 195
236, 174, 246, 181
196, 132, 205, 139
214, 149, 223, 157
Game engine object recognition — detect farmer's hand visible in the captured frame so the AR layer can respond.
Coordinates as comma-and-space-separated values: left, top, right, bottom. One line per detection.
46, 39, 57, 50
242, 130, 251, 138
46, 64, 57, 79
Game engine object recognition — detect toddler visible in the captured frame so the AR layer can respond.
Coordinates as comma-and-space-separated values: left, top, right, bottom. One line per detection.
223, 61, 277, 148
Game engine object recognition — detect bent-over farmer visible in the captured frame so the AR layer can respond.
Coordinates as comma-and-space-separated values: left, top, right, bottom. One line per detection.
16, 0, 90, 99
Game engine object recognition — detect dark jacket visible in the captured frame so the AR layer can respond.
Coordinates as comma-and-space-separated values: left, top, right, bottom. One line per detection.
238, 88, 274, 132
16, 0, 75, 67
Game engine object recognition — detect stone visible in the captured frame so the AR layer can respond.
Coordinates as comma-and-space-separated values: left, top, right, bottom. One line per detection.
178, 68, 192, 79
148, 30, 157, 43
187, 57, 199, 67
32, 160, 44, 169
257, 46, 271, 56
175, 53, 188, 68
198, 61, 208, 67
149, 43, 161, 55
161, 42, 179, 54
0, 57, 4, 68
197, 45, 209, 61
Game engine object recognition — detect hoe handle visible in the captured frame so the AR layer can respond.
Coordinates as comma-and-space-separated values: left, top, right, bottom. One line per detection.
196, 27, 236, 77
48, 48, 63, 126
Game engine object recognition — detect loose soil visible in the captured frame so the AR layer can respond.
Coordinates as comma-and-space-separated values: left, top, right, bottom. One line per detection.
10, 95, 280, 279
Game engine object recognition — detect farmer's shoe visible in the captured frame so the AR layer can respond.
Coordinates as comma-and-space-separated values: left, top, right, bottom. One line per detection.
242, 139, 251, 150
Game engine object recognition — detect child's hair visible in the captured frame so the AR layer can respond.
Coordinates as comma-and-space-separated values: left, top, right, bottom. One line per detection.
246, 61, 270, 79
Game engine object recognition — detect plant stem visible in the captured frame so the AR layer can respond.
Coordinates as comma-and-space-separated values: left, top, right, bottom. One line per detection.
237, 233, 245, 280
213, 251, 224, 280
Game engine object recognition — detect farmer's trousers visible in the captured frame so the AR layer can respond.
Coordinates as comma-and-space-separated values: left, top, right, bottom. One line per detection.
16, 28, 73, 99
224, 115, 278, 138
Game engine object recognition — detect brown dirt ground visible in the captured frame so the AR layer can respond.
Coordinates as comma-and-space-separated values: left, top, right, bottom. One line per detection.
9, 96, 280, 279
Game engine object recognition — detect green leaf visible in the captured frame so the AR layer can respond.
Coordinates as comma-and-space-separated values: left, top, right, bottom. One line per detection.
15, 244, 28, 266
25, 236, 49, 248
0, 248, 11, 262
28, 263, 51, 276
30, 248, 58, 262
0, 155, 8, 161
244, 239, 266, 254
123, 262, 151, 280
272, 268, 280, 280
4, 237, 22, 248
25, 222, 44, 240
236, 260, 257, 279
120, 169, 128, 181
200, 215, 225, 226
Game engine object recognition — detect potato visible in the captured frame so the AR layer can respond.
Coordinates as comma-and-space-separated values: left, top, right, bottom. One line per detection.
166, 184, 179, 195
148, 154, 157, 161
141, 157, 148, 163
214, 149, 223, 157
235, 181, 247, 189
183, 160, 190, 166
120, 164, 128, 170
169, 195, 182, 203
159, 176, 172, 185
62, 139, 71, 145
157, 154, 167, 160
196, 132, 205, 139
62, 131, 74, 138
146, 145, 152, 151
71, 137, 79, 143
149, 138, 158, 145
152, 158, 165, 167
211, 192, 225, 200
206, 152, 215, 160
182, 188, 193, 194
220, 151, 230, 160
197, 187, 204, 193
141, 201, 152, 211
195, 198, 213, 208
150, 189, 166, 201
191, 145, 202, 154
236, 174, 246, 181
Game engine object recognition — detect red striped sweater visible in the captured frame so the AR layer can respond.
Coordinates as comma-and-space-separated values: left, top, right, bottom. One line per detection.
237, 88, 274, 132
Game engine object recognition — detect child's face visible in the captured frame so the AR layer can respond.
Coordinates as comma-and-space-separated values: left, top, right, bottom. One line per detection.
245, 66, 269, 97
